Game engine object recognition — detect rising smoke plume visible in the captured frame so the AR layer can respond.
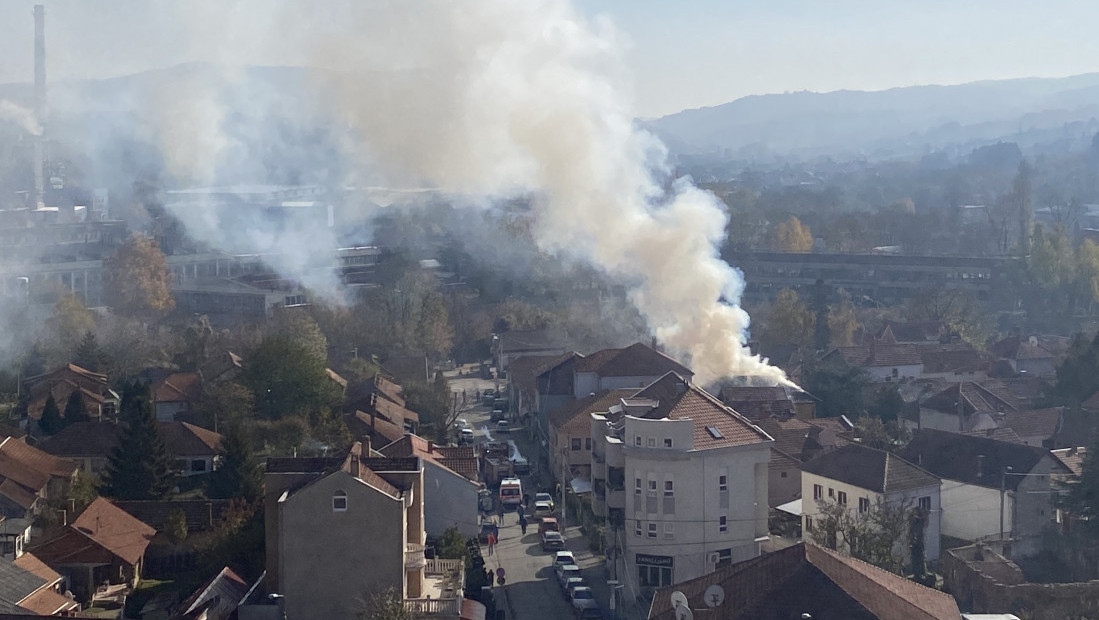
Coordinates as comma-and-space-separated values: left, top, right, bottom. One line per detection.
0, 100, 41, 136
102, 0, 789, 385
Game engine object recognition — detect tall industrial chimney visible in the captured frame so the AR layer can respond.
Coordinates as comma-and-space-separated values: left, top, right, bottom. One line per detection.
33, 4, 45, 208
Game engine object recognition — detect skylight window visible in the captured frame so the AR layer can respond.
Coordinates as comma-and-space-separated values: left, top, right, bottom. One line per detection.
707, 426, 724, 439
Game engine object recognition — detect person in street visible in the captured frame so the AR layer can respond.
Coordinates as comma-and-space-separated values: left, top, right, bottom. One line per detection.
486, 532, 497, 554
519, 515, 527, 535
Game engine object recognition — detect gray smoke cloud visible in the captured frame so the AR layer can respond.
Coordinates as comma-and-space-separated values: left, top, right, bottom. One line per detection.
81, 0, 789, 385
0, 99, 41, 136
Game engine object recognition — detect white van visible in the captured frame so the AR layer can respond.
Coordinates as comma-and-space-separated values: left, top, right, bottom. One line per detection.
499, 477, 523, 508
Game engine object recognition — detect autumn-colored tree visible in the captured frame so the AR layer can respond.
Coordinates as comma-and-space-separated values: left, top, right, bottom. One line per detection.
272, 306, 328, 361
827, 289, 860, 348
103, 233, 175, 321
47, 294, 95, 347
771, 215, 814, 253
757, 288, 815, 353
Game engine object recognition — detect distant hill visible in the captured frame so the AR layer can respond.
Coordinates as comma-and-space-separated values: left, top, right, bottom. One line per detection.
644, 73, 1099, 161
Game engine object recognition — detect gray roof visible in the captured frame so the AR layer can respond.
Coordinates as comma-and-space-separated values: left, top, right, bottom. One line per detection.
801, 443, 939, 493
0, 556, 45, 612
900, 428, 1067, 491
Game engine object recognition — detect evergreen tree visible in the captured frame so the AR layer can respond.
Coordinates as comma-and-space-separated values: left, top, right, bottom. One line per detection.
208, 422, 262, 501
39, 394, 63, 435
100, 383, 176, 500
62, 390, 88, 425
73, 331, 106, 373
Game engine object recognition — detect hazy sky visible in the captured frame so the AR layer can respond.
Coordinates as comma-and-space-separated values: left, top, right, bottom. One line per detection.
2, 0, 1099, 118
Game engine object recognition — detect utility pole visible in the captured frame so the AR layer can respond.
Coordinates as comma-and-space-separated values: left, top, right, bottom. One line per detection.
561, 450, 567, 531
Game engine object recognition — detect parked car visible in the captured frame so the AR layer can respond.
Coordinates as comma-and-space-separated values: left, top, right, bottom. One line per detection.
535, 492, 555, 511
570, 587, 598, 612
491, 409, 506, 422
577, 607, 605, 620
533, 500, 554, 520
539, 517, 560, 536
552, 550, 576, 569
541, 530, 565, 551
459, 428, 475, 444
556, 565, 581, 591
495, 420, 510, 434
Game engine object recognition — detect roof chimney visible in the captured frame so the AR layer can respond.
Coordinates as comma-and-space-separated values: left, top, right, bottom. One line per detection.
350, 454, 360, 478
976, 454, 985, 480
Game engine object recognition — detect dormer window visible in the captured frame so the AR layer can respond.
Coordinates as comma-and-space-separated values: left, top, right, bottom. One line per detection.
333, 490, 348, 512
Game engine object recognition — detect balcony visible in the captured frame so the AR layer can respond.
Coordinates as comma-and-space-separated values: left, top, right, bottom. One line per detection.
405, 543, 427, 569
405, 558, 465, 617
607, 488, 625, 510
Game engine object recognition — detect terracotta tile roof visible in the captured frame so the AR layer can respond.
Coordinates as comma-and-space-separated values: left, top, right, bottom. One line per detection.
0, 437, 78, 480
508, 354, 569, 399
1003, 407, 1062, 441
877, 320, 945, 344
649, 542, 960, 620
802, 443, 939, 494
38, 421, 221, 459
633, 373, 772, 450
326, 368, 348, 389
919, 345, 986, 374
114, 499, 233, 533
900, 428, 1067, 491
549, 390, 636, 436
11, 552, 61, 585
0, 478, 37, 509
756, 417, 849, 461
70, 497, 157, 565
1051, 447, 1087, 477
373, 394, 419, 425
378, 435, 480, 482
922, 381, 1021, 416
345, 410, 405, 445
15, 586, 78, 616
719, 386, 795, 421
574, 342, 693, 378
177, 566, 250, 618
152, 372, 203, 404
374, 375, 406, 407
825, 344, 922, 368
340, 457, 400, 499
24, 363, 107, 386
0, 438, 56, 505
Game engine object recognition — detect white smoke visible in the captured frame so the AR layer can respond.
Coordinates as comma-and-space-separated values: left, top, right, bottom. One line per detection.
0, 99, 42, 136
307, 0, 789, 385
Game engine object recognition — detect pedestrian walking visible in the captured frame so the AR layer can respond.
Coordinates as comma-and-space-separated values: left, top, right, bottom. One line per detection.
486, 532, 497, 555
519, 516, 528, 535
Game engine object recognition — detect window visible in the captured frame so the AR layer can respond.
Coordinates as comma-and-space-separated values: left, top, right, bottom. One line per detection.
635, 436, 642, 446
649, 480, 658, 492
837, 491, 847, 506
663, 523, 674, 539
719, 475, 728, 492
828, 488, 834, 499
813, 484, 823, 500
635, 478, 642, 495
781, 471, 787, 478
664, 481, 674, 496
664, 438, 673, 448
719, 515, 728, 533
715, 549, 732, 568
190, 459, 207, 472
648, 523, 657, 538
858, 497, 870, 514
663, 480, 675, 514
585, 438, 592, 450
635, 520, 642, 537
919, 496, 931, 512
805, 516, 813, 531
892, 368, 899, 378
647, 437, 656, 447
333, 490, 348, 512
571, 438, 582, 451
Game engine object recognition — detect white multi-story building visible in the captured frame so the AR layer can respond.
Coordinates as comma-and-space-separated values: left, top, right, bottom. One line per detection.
589, 372, 772, 599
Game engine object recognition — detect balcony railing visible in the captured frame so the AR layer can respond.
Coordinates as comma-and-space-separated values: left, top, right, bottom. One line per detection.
404, 598, 462, 615
405, 543, 427, 569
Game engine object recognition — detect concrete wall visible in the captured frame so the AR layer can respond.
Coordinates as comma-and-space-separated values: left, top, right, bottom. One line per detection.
279, 471, 407, 620
423, 461, 480, 539
1011, 457, 1062, 558
155, 401, 189, 421
940, 479, 1010, 542
767, 452, 801, 509
865, 363, 923, 382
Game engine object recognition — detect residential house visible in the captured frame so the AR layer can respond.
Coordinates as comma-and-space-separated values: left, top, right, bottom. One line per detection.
589, 372, 772, 600
550, 390, 634, 485
0, 554, 81, 616
899, 429, 1071, 558
113, 499, 233, 573
506, 352, 573, 419
528, 342, 693, 439
989, 336, 1060, 378
919, 344, 988, 381
199, 351, 243, 385
346, 375, 419, 433
648, 542, 961, 620
29, 497, 156, 603
22, 364, 119, 426
151, 372, 203, 421
492, 328, 568, 376
801, 443, 942, 563
264, 444, 472, 620
875, 320, 948, 345
0, 436, 79, 541
344, 410, 406, 448
915, 380, 1022, 434
821, 344, 923, 382
719, 385, 818, 421
38, 421, 222, 478
172, 566, 250, 620
755, 416, 849, 509
379, 434, 483, 538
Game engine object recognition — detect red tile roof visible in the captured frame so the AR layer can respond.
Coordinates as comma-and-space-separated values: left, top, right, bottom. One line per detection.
826, 344, 922, 368
1003, 407, 1062, 442
0, 437, 78, 480
38, 421, 221, 458
719, 386, 795, 421
70, 498, 156, 565
11, 552, 61, 585
574, 342, 693, 378
1052, 447, 1087, 477
152, 372, 202, 404
633, 373, 772, 450
177, 566, 250, 618
649, 542, 959, 620
549, 390, 636, 436
17, 586, 80, 616
379, 434, 480, 482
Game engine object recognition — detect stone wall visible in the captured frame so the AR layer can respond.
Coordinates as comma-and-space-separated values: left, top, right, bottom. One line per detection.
944, 544, 1099, 620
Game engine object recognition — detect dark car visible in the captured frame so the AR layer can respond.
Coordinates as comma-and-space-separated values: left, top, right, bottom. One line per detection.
541, 530, 565, 551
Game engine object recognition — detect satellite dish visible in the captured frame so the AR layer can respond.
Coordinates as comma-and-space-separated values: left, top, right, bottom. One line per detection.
674, 606, 693, 620
670, 592, 688, 609
703, 585, 725, 608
